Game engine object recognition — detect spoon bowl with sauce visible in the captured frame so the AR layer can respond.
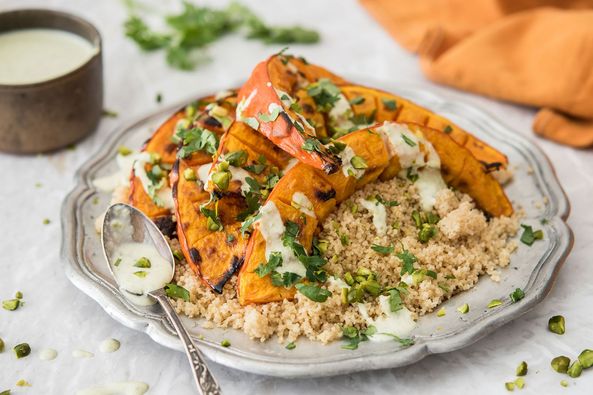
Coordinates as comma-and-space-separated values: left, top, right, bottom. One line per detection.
102, 203, 222, 395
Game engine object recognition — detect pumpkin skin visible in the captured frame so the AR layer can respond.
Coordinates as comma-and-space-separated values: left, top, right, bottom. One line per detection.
237, 55, 346, 174
237, 122, 512, 305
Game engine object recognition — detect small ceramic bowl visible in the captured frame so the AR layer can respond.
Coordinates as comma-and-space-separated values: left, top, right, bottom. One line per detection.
0, 9, 103, 154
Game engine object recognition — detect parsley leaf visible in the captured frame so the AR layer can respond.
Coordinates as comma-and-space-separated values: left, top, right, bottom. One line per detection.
176, 127, 219, 158
396, 249, 417, 275
295, 283, 331, 302
271, 271, 301, 287
382, 99, 397, 111
510, 288, 525, 303
306, 78, 340, 112
388, 289, 403, 312
371, 244, 394, 255
164, 283, 190, 301
520, 224, 544, 246
254, 252, 283, 278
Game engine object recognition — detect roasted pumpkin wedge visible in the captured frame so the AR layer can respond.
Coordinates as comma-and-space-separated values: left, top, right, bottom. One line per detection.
173, 120, 293, 292
237, 54, 345, 174
238, 199, 318, 305
129, 91, 237, 227
291, 83, 508, 169
238, 122, 513, 305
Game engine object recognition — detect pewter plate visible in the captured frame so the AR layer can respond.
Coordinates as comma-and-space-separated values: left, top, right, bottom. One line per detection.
61, 83, 573, 378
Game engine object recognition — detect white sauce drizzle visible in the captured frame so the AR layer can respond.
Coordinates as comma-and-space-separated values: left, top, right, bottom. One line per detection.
339, 146, 365, 179
236, 89, 258, 128
93, 152, 140, 192
328, 94, 355, 131
215, 89, 234, 101
377, 122, 447, 210
72, 349, 94, 359
283, 158, 299, 173
273, 88, 316, 135
39, 348, 58, 361
76, 382, 149, 395
358, 296, 416, 342
132, 155, 174, 210
358, 199, 387, 235
197, 163, 212, 186
99, 338, 121, 353
228, 166, 252, 196
291, 192, 315, 218
256, 202, 306, 277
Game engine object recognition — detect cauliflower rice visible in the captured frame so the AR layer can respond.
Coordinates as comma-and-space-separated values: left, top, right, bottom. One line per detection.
166, 176, 519, 344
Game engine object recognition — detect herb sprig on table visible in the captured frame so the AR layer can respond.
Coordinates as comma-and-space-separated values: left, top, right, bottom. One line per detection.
124, 1, 320, 70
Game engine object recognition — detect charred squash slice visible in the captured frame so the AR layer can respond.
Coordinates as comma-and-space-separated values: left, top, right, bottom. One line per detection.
338, 85, 508, 169
237, 54, 345, 174
129, 92, 237, 227
238, 123, 512, 305
173, 121, 292, 292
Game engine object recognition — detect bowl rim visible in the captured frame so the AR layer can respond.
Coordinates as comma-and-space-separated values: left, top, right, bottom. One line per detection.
0, 8, 102, 90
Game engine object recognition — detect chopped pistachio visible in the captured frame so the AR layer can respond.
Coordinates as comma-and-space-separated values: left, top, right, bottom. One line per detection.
488, 299, 503, 308
15, 291, 23, 299
505, 382, 515, 391
183, 167, 197, 181
117, 145, 132, 156
457, 303, 469, 314
285, 342, 296, 350
350, 203, 358, 214
551, 356, 570, 373
567, 360, 582, 378
134, 257, 151, 268
361, 280, 381, 296
15, 380, 30, 387
548, 315, 565, 335
0, 337, 4, 352
516, 361, 528, 376
2, 299, 20, 311
356, 267, 372, 277
0, 390, 10, 395
221, 339, 231, 348
344, 272, 354, 286
578, 349, 593, 369
560, 380, 568, 387
133, 271, 148, 278
341, 288, 348, 305
13, 343, 31, 359
42, 218, 50, 225
350, 156, 368, 170
211, 171, 231, 190
207, 216, 221, 231
514, 377, 525, 389
437, 308, 446, 317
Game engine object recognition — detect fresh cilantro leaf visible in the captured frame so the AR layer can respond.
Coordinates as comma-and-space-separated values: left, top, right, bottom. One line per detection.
510, 288, 525, 303
295, 283, 331, 302
388, 289, 403, 313
397, 249, 417, 275
164, 283, 190, 301
520, 224, 544, 246
306, 78, 340, 112
371, 244, 394, 255
382, 99, 397, 111
270, 271, 301, 288
254, 252, 283, 277
350, 96, 365, 105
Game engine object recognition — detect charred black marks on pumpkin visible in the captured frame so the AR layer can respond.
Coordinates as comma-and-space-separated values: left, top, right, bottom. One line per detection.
303, 103, 314, 114
315, 188, 336, 202
153, 216, 177, 238
189, 248, 202, 264
203, 116, 222, 128
165, 143, 177, 154
279, 112, 294, 136
212, 255, 244, 293
482, 161, 503, 173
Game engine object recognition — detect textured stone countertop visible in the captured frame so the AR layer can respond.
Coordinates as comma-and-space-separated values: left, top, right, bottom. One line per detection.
1, 0, 592, 394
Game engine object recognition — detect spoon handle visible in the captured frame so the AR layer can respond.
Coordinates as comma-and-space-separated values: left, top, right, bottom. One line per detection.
153, 290, 222, 395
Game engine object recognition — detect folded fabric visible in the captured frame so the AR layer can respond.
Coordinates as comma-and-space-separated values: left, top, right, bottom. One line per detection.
360, 0, 593, 147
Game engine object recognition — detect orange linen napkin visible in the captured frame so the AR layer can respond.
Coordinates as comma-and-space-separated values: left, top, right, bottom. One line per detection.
360, 0, 593, 147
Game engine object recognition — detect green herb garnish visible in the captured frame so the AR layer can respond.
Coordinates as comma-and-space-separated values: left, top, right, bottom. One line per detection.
254, 252, 283, 278
371, 244, 394, 255
382, 99, 396, 111
295, 283, 331, 302
401, 134, 416, 147
164, 283, 190, 301
350, 96, 365, 105
443, 125, 453, 134
520, 224, 544, 246
285, 342, 296, 350
306, 78, 341, 112
396, 249, 417, 275
510, 288, 525, 303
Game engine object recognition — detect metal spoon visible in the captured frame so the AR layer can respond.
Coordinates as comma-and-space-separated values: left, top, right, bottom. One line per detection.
101, 203, 222, 395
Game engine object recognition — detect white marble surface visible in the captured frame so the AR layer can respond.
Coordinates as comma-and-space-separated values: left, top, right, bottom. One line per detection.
1, 0, 592, 394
